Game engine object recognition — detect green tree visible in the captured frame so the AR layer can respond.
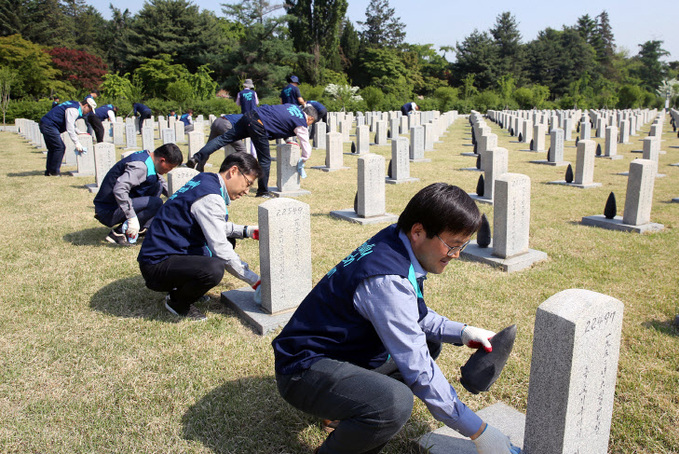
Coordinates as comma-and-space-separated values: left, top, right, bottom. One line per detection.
0, 65, 16, 123
433, 86, 458, 111
285, 0, 347, 85
123, 0, 226, 74
512, 86, 533, 109
358, 0, 405, 49
220, 0, 295, 97
0, 0, 71, 48
360, 85, 383, 110
617, 84, 643, 108
133, 54, 190, 98
490, 12, 523, 81
635, 40, 669, 92
99, 72, 134, 101
451, 30, 498, 90
497, 74, 516, 107
0, 34, 61, 98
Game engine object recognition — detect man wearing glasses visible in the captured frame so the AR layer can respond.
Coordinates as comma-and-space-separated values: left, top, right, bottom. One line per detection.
272, 183, 519, 454
138, 152, 262, 321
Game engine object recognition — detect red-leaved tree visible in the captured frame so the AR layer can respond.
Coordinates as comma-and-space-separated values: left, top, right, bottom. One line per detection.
47, 47, 108, 93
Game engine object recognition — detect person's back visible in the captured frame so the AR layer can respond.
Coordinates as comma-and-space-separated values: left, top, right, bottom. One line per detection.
41, 100, 81, 132
280, 75, 303, 106
256, 104, 308, 139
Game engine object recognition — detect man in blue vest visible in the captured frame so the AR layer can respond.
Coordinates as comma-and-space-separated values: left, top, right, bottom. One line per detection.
236, 79, 259, 114
138, 152, 263, 321
272, 183, 519, 454
39, 97, 96, 176
401, 101, 419, 116
180, 109, 194, 132
187, 103, 321, 198
133, 103, 153, 130
94, 144, 183, 246
280, 75, 305, 107
207, 114, 247, 155
88, 104, 118, 143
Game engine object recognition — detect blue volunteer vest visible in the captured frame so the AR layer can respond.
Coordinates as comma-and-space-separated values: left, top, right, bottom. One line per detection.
307, 100, 327, 122
180, 113, 191, 126
137, 173, 227, 265
94, 104, 115, 121
280, 84, 301, 105
93, 151, 160, 211
40, 101, 81, 133
256, 104, 307, 139
272, 224, 428, 375
238, 89, 257, 113
134, 103, 152, 116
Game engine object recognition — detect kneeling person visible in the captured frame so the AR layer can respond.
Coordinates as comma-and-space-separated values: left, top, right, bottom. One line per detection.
137, 152, 262, 321
272, 183, 519, 454
94, 144, 183, 246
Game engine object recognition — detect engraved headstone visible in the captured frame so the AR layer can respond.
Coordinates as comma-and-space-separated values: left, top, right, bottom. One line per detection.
493, 173, 531, 259
88, 142, 116, 193
125, 123, 137, 149
141, 126, 154, 151
162, 128, 176, 145
72, 133, 95, 176
167, 167, 200, 196
313, 121, 326, 149
409, 126, 427, 161
623, 159, 656, 226
386, 137, 418, 184
187, 130, 205, 159
356, 125, 370, 154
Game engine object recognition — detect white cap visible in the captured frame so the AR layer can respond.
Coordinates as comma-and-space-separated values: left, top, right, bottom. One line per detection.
86, 97, 97, 110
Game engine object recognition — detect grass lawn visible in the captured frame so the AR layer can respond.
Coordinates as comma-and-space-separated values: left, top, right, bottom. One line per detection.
1, 113, 678, 453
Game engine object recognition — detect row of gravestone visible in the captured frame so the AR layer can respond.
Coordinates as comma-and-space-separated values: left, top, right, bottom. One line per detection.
14, 112, 626, 453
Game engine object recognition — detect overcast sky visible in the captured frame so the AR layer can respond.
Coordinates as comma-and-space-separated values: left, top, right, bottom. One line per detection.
88, 0, 678, 63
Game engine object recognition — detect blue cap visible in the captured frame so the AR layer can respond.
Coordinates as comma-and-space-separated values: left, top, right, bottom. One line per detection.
289, 75, 299, 83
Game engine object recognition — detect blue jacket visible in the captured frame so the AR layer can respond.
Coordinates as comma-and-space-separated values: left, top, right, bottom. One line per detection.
180, 113, 192, 126
138, 172, 227, 265
280, 84, 302, 105
40, 101, 81, 133
238, 89, 258, 113
272, 224, 427, 375
307, 100, 327, 123
133, 103, 152, 116
94, 104, 115, 121
94, 151, 160, 212
256, 104, 307, 139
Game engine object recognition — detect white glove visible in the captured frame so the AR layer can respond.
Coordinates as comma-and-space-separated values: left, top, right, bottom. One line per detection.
473, 424, 520, 454
461, 325, 496, 352
126, 216, 140, 237
245, 225, 259, 239
297, 158, 307, 179
75, 143, 84, 153
252, 280, 262, 304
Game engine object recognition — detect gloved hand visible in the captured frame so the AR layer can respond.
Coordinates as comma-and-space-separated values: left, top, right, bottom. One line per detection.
245, 225, 259, 240
75, 143, 85, 154
252, 280, 262, 304
461, 325, 496, 352
472, 424, 520, 454
125, 216, 140, 238
297, 158, 307, 179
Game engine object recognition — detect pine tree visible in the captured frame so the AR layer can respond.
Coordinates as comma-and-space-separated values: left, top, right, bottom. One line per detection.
358, 0, 405, 49
490, 12, 523, 81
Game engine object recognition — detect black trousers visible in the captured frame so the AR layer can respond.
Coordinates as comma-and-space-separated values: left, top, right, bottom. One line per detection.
87, 114, 105, 143
139, 255, 225, 313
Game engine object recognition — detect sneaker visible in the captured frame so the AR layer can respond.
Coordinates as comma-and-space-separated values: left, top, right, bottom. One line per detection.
255, 191, 274, 198
195, 295, 211, 304
105, 227, 132, 246
164, 295, 207, 321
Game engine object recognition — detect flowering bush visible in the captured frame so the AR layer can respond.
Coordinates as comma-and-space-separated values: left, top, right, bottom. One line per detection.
324, 84, 362, 111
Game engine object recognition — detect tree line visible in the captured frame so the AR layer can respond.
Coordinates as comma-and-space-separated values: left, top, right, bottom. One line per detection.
1, 0, 677, 121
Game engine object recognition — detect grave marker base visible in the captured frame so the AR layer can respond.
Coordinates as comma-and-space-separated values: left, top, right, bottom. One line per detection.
468, 194, 493, 205
221, 288, 295, 335
596, 155, 624, 160
85, 183, 99, 193
529, 159, 570, 166
329, 209, 398, 225
310, 165, 350, 172
581, 215, 664, 233
461, 241, 548, 273
547, 181, 602, 189
460, 152, 477, 156
459, 167, 483, 172
385, 177, 419, 185
418, 403, 525, 454
616, 172, 665, 178
409, 158, 431, 163
268, 187, 311, 198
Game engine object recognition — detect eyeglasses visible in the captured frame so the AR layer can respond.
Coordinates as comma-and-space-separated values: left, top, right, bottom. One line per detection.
435, 235, 470, 257
239, 169, 254, 187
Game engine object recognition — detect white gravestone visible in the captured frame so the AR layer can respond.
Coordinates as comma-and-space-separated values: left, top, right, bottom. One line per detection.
72, 133, 95, 177
87, 143, 117, 193
386, 137, 418, 184
167, 167, 200, 196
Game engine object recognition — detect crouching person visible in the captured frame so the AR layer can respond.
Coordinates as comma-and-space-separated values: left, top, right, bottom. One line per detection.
272, 183, 520, 454
94, 144, 183, 246
137, 152, 262, 321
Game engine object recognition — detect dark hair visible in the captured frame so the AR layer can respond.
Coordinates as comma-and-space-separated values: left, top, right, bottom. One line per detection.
153, 143, 183, 166
219, 151, 263, 178
302, 104, 319, 123
112, 106, 118, 113
90, 89, 100, 95
397, 183, 481, 238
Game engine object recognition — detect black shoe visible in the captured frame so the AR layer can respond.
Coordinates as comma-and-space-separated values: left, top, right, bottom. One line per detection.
164, 295, 207, 321
255, 191, 274, 198
105, 226, 132, 246
186, 156, 198, 169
